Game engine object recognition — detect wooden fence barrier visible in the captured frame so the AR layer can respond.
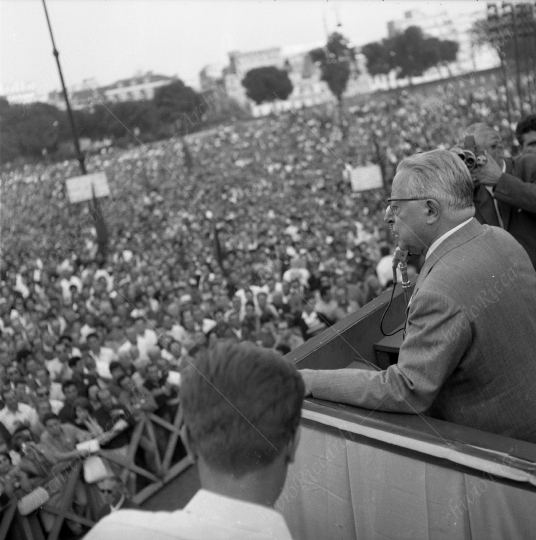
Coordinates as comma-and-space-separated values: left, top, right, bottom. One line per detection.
0, 404, 192, 539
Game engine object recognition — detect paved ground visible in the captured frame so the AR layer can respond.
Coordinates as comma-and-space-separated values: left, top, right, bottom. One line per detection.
142, 464, 201, 511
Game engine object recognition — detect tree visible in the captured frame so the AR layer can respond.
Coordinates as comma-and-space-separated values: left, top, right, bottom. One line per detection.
361, 40, 393, 86
153, 80, 207, 132
388, 26, 458, 83
241, 66, 293, 105
310, 32, 357, 103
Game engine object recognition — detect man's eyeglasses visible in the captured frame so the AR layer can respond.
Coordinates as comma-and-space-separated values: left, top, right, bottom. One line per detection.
99, 489, 114, 495
387, 197, 433, 216
36, 390, 49, 397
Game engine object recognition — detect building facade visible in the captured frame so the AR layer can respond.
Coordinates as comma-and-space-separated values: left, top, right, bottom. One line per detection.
201, 43, 372, 117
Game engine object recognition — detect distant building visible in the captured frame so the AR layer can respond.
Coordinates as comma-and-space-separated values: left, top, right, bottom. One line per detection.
47, 72, 177, 110
1, 82, 46, 105
102, 72, 176, 103
202, 43, 372, 117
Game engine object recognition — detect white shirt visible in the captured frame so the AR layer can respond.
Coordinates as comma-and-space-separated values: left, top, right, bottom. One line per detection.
166, 324, 187, 344
90, 347, 117, 379
376, 255, 402, 288
137, 329, 158, 362
426, 218, 473, 261
0, 403, 40, 434
46, 358, 73, 382
84, 489, 293, 540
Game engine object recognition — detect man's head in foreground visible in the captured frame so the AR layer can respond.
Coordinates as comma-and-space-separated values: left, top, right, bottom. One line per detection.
385, 149, 475, 257
180, 341, 304, 508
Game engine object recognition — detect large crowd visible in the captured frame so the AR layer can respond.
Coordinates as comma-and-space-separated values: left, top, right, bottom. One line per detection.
0, 71, 529, 535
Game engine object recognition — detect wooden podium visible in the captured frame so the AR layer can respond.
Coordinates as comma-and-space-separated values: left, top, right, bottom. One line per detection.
277, 284, 536, 540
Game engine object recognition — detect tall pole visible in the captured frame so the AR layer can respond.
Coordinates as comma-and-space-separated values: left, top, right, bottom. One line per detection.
42, 0, 86, 175
42, 0, 109, 261
502, 2, 523, 110
499, 51, 513, 126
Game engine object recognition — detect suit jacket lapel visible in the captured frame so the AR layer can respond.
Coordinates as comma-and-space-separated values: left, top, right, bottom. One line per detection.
411, 219, 484, 301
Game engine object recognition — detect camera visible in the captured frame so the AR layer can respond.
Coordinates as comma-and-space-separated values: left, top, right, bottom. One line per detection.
450, 135, 487, 172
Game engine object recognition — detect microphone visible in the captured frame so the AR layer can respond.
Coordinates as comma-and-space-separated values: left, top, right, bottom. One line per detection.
392, 247, 410, 291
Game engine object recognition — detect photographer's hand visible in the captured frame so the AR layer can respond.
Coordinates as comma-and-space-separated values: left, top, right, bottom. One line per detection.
472, 151, 502, 187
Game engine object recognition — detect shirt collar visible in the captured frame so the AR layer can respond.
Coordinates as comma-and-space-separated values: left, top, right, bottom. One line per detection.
110, 494, 126, 512
185, 489, 292, 539
425, 218, 473, 260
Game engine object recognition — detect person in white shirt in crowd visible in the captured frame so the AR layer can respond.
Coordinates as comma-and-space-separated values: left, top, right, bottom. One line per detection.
375, 244, 402, 290
117, 326, 141, 362
191, 305, 217, 334
85, 341, 304, 540
45, 341, 73, 383
314, 286, 339, 326
282, 257, 311, 289
79, 313, 98, 344
87, 332, 117, 380
159, 313, 187, 345
58, 266, 83, 304
0, 387, 40, 435
132, 317, 158, 363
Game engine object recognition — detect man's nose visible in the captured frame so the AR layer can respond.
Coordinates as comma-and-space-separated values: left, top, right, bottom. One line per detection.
384, 205, 394, 223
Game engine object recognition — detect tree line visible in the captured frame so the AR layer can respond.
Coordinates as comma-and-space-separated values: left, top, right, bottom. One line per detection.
1, 26, 461, 166
0, 80, 246, 166
361, 25, 459, 87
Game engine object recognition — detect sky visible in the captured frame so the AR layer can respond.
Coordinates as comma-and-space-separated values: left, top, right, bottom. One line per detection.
0, 0, 486, 97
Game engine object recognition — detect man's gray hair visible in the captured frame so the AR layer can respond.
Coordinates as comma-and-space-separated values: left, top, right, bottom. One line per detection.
396, 150, 474, 211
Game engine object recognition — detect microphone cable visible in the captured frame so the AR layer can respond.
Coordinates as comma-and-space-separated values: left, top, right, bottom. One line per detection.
380, 248, 410, 337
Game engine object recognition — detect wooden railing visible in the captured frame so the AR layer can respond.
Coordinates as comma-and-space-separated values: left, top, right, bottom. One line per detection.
0, 405, 192, 539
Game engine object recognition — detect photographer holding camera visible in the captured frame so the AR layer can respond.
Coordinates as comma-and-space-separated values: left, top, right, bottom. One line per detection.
459, 123, 536, 269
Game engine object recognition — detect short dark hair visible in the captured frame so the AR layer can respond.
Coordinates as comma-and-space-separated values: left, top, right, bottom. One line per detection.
86, 332, 99, 341
68, 356, 83, 368
109, 361, 123, 373
180, 341, 304, 477
43, 412, 59, 426
62, 380, 78, 392
516, 114, 536, 145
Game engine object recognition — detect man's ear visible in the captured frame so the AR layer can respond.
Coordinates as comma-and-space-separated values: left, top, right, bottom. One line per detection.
181, 425, 198, 463
286, 426, 301, 465
425, 199, 441, 222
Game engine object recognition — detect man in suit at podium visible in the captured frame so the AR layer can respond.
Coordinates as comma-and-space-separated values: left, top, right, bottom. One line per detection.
464, 122, 536, 269
301, 149, 536, 444
85, 342, 304, 539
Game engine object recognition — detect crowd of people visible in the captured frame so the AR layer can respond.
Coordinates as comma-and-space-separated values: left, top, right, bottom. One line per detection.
0, 72, 532, 536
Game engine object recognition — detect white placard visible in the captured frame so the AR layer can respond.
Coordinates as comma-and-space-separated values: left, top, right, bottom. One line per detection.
76, 439, 100, 453
167, 370, 181, 386
66, 172, 110, 203
349, 165, 383, 193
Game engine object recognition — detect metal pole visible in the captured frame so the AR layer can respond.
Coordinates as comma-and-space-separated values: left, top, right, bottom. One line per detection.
41, 0, 86, 175
508, 5, 524, 110
42, 0, 109, 260
499, 50, 513, 126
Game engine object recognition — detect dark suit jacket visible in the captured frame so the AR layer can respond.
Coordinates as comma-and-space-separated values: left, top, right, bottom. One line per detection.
474, 154, 536, 269
305, 219, 536, 443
